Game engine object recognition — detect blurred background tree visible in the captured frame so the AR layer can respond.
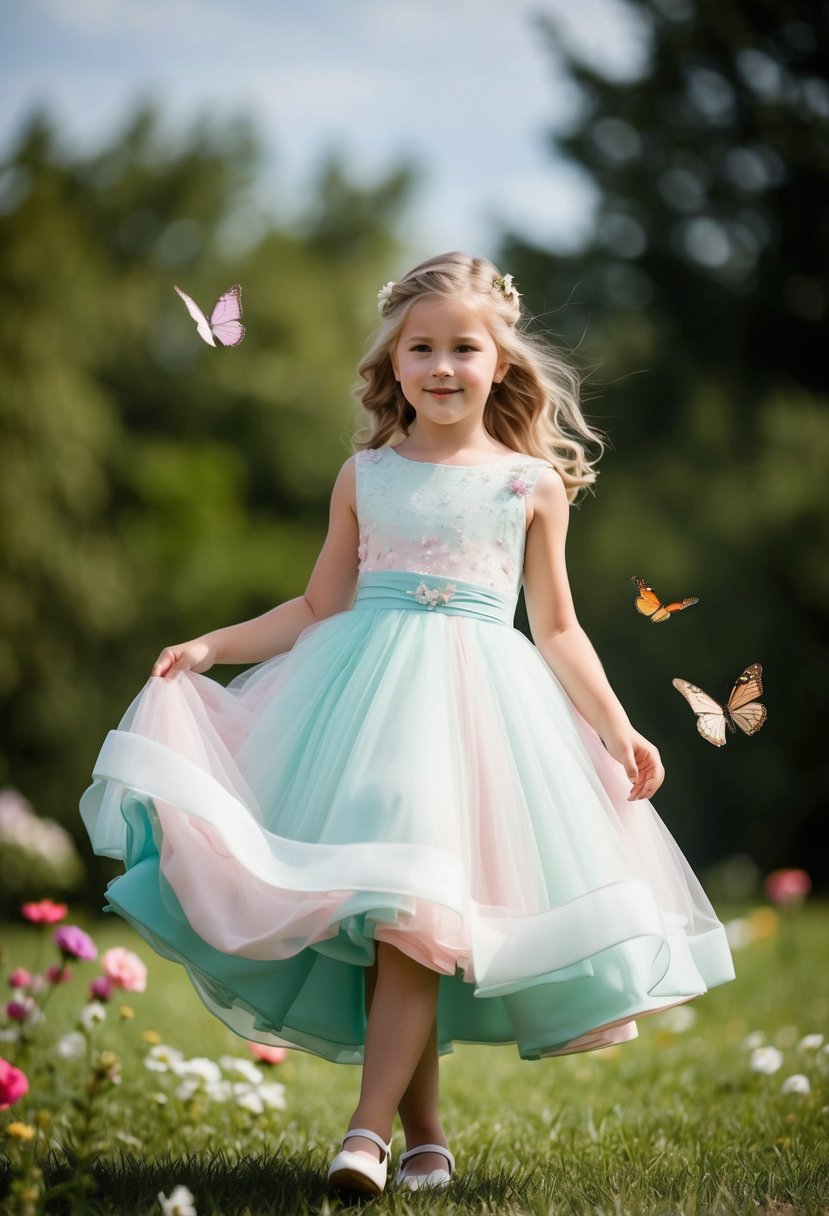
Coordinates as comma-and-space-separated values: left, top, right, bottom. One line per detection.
502, 0, 829, 878
0, 107, 413, 899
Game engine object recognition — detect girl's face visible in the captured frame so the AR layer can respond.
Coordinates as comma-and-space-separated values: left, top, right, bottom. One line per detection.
391, 294, 508, 429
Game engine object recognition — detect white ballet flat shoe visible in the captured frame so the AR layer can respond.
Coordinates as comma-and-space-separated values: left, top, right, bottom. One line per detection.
394, 1142, 455, 1191
327, 1127, 392, 1196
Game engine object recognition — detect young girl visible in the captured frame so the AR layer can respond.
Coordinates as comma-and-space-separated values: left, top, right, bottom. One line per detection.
81, 252, 734, 1196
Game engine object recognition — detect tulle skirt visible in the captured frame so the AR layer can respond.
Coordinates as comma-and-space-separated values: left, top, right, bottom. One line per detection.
81, 572, 734, 1063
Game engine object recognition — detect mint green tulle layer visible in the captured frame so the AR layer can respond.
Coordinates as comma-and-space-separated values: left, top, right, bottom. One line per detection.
82, 579, 734, 1063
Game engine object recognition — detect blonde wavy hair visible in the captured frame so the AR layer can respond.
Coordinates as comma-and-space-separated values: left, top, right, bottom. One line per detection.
353, 251, 604, 501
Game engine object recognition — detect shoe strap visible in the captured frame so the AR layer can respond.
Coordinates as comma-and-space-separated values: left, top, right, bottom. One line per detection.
399, 1143, 455, 1171
343, 1127, 392, 1157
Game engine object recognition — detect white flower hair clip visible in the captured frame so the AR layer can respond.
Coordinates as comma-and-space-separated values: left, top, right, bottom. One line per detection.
493, 273, 519, 303
377, 281, 396, 316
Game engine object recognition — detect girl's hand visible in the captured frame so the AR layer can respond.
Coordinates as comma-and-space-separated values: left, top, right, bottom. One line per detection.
603, 727, 665, 802
151, 639, 216, 679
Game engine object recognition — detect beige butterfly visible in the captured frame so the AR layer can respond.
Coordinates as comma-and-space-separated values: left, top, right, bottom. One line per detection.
672, 663, 767, 747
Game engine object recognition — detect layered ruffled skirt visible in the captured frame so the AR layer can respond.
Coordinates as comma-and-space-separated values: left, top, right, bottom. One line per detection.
81, 571, 734, 1063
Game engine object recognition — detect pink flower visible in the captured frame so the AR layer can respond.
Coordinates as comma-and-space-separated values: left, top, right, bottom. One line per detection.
509, 478, 532, 497
248, 1042, 287, 1066
0, 1057, 29, 1109
53, 925, 97, 962
8, 968, 32, 990
101, 948, 147, 993
45, 963, 72, 985
5, 998, 36, 1023
89, 976, 114, 1002
21, 899, 68, 924
764, 868, 812, 907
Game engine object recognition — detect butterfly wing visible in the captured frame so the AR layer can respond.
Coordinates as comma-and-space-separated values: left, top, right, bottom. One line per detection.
727, 663, 763, 711
726, 663, 767, 736
672, 677, 728, 747
631, 577, 698, 623
632, 577, 664, 620
662, 596, 700, 615
730, 703, 768, 736
174, 285, 216, 347
208, 285, 245, 347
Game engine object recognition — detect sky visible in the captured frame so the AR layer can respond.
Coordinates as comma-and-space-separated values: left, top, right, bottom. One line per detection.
0, 0, 649, 257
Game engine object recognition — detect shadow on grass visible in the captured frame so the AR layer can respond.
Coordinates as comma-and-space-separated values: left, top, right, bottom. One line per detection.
0, 1152, 545, 1215
4, 1153, 825, 1214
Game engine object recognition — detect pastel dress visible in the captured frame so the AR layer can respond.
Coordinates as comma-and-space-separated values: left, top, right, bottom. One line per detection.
81, 447, 734, 1063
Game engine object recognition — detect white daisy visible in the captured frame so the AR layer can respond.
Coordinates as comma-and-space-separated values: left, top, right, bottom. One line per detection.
157, 1184, 197, 1216
781, 1074, 811, 1095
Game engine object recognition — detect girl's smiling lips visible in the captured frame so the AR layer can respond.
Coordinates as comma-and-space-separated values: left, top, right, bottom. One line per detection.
426, 388, 460, 395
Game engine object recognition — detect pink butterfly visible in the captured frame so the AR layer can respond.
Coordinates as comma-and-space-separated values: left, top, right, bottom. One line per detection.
173, 284, 245, 347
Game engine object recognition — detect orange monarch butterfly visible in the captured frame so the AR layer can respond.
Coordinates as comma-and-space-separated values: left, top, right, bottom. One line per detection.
672, 663, 767, 747
631, 576, 699, 622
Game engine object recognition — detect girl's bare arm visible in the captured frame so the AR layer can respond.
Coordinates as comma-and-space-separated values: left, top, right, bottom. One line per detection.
522, 470, 664, 801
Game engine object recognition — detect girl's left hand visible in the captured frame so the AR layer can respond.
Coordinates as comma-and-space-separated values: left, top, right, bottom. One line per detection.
603, 728, 665, 802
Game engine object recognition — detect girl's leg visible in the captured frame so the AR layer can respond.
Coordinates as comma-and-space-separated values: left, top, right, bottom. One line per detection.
363, 962, 448, 1169
395, 1018, 451, 1176
345, 943, 442, 1162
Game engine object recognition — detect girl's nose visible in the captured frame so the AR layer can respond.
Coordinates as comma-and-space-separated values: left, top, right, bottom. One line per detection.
431, 356, 453, 378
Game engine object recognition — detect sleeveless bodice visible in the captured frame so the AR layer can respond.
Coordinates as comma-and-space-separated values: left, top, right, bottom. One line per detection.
355, 447, 551, 595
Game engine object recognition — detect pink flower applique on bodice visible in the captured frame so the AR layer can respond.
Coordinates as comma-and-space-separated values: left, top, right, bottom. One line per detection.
355, 447, 552, 595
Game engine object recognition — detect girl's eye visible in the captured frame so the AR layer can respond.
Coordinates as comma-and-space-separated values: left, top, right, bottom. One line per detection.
456, 345, 476, 353
410, 344, 431, 353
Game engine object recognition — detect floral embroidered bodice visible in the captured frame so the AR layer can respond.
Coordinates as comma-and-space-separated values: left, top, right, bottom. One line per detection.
355, 447, 552, 595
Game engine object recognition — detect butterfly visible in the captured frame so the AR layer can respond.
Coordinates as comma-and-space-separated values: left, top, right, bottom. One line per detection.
631, 576, 699, 623
672, 663, 767, 747
173, 284, 245, 347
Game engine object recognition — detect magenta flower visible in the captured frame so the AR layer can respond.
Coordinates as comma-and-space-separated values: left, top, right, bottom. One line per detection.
764, 868, 811, 908
53, 925, 97, 962
101, 947, 147, 993
8, 968, 32, 990
0, 1057, 29, 1109
509, 478, 532, 497
5, 998, 36, 1023
21, 899, 68, 924
89, 976, 114, 1002
248, 1042, 287, 1066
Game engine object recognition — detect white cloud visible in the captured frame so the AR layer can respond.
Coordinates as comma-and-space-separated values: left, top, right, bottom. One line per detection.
1, 0, 642, 250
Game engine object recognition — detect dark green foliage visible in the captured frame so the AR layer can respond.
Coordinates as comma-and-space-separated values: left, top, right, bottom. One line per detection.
0, 107, 414, 901
502, 0, 829, 879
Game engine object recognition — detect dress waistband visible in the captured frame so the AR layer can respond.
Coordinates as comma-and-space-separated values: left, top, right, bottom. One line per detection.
352, 571, 516, 626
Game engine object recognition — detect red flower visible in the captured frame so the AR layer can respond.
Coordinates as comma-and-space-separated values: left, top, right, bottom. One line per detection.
0, 1057, 29, 1109
248, 1042, 287, 1066
764, 868, 812, 907
21, 899, 68, 925
8, 968, 33, 990
45, 964, 72, 985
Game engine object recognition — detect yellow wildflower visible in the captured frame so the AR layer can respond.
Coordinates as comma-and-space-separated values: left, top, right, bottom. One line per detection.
6, 1122, 36, 1141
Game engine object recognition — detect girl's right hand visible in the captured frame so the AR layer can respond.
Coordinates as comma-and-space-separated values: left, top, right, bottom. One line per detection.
151, 639, 216, 679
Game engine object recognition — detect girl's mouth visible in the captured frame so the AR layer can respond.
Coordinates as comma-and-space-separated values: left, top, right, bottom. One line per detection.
427, 389, 460, 396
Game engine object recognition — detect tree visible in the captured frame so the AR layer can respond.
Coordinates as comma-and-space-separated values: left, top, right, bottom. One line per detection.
0, 108, 415, 891
502, 0, 829, 878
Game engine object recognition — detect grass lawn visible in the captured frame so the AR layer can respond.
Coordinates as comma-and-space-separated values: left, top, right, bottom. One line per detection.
1, 904, 827, 1214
